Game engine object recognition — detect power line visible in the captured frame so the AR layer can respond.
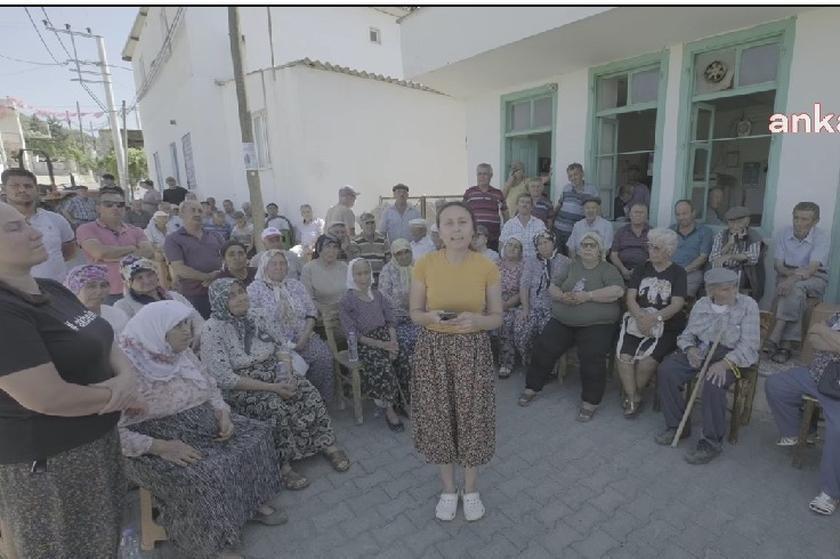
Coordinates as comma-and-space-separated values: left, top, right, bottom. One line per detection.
22, 7, 62, 65
0, 51, 64, 66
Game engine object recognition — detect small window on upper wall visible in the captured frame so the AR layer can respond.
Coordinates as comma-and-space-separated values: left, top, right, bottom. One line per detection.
369, 27, 381, 44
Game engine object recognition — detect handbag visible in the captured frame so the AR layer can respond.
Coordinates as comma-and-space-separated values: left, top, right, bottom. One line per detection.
817, 360, 840, 400
616, 310, 664, 362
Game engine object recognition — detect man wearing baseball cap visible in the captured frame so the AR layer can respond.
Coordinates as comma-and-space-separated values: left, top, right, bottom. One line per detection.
325, 185, 359, 236
378, 183, 421, 243
250, 227, 303, 279
354, 212, 390, 285
709, 206, 764, 301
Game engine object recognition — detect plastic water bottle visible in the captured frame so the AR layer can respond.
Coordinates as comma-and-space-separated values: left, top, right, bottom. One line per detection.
119, 527, 141, 558
572, 278, 586, 293
347, 332, 359, 363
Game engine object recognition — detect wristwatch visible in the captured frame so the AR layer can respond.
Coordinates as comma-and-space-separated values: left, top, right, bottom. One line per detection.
656, 314, 663, 323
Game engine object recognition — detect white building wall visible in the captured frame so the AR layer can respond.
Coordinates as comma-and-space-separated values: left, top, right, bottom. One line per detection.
239, 7, 404, 77
228, 66, 466, 220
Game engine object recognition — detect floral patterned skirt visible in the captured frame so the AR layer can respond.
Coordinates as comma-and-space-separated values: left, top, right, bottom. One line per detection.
124, 404, 281, 559
357, 326, 408, 405
224, 359, 336, 463
411, 329, 495, 467
297, 333, 335, 403
514, 304, 553, 367
0, 429, 124, 559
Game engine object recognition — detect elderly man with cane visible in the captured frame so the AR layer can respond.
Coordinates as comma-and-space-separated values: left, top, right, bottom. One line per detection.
654, 268, 760, 464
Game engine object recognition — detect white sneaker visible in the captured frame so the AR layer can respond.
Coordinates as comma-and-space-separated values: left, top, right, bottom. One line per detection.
777, 436, 799, 447
462, 491, 485, 522
435, 492, 458, 521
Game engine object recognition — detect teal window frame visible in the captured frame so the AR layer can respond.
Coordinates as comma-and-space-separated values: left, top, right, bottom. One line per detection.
673, 18, 797, 237
499, 84, 558, 196
585, 50, 670, 223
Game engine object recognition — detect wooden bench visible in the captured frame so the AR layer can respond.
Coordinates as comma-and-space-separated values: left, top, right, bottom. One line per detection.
139, 488, 168, 552
0, 517, 18, 559
792, 395, 821, 469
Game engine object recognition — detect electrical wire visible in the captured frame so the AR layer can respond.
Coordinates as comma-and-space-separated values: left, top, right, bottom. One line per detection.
0, 51, 64, 66
22, 7, 63, 65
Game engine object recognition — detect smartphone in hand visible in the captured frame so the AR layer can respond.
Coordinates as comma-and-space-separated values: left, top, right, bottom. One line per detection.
439, 311, 458, 321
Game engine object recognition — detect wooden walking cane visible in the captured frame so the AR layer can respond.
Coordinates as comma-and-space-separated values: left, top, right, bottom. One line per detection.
671, 327, 726, 448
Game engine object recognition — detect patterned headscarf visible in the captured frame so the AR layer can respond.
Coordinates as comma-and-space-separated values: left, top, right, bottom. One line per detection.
313, 234, 340, 260
208, 277, 257, 354
254, 249, 286, 285
64, 264, 108, 294
120, 255, 157, 283
254, 249, 297, 332
390, 238, 413, 288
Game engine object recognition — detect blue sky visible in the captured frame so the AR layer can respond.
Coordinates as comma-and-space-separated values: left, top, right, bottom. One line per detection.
0, 6, 138, 131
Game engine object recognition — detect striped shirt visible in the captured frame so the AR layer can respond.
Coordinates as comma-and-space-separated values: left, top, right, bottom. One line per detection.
463, 185, 507, 238
676, 293, 760, 367
532, 195, 553, 225
353, 233, 390, 283
552, 182, 600, 235
710, 228, 761, 269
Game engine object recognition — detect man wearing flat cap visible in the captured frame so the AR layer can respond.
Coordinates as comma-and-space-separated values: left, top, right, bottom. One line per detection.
378, 183, 421, 243
655, 267, 760, 464
354, 211, 390, 285
709, 206, 764, 301
325, 185, 359, 236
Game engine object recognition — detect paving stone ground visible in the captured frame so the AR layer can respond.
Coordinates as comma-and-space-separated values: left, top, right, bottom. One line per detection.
131, 359, 840, 559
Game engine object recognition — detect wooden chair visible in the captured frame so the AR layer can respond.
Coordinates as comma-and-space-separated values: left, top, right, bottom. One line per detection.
0, 516, 18, 559
792, 395, 821, 469
139, 488, 168, 552
323, 318, 365, 425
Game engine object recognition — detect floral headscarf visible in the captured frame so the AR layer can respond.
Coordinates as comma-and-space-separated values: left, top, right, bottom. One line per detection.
120, 255, 157, 284
534, 230, 558, 295
209, 277, 257, 354
64, 264, 108, 294
253, 249, 297, 331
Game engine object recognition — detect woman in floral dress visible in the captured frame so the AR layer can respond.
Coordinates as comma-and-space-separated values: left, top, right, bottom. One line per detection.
496, 238, 525, 378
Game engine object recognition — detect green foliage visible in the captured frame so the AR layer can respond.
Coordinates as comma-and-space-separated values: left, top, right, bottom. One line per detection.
98, 147, 148, 183
20, 114, 96, 173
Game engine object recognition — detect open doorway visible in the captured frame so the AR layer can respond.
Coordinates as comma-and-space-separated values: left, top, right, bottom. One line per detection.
505, 131, 552, 188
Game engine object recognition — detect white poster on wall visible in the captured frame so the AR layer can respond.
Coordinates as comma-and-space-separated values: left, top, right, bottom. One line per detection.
242, 142, 257, 171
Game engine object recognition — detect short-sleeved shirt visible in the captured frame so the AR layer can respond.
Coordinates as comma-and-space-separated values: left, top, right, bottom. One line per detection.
162, 186, 188, 205
142, 188, 161, 213
774, 225, 830, 270
670, 223, 714, 268
553, 182, 600, 235
0, 280, 118, 464
413, 250, 500, 334
551, 260, 624, 326
76, 219, 148, 295
532, 196, 553, 225
378, 204, 422, 243
629, 261, 687, 331
29, 208, 74, 282
463, 186, 508, 237
353, 233, 390, 280
164, 228, 225, 296
325, 204, 356, 233
567, 216, 614, 253
612, 224, 650, 271
59, 195, 97, 224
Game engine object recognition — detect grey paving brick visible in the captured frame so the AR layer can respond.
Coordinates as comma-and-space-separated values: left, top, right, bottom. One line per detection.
599, 509, 646, 542
353, 468, 393, 491
590, 487, 628, 515
339, 506, 388, 538
572, 529, 619, 559
370, 514, 416, 546
565, 503, 608, 536
312, 501, 354, 531
330, 532, 382, 559
536, 499, 574, 529
542, 520, 584, 550
402, 521, 450, 556
432, 529, 486, 559
348, 486, 392, 516
472, 534, 520, 559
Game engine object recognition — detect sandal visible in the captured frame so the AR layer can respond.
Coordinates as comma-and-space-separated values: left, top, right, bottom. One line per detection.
809, 492, 838, 516
624, 398, 643, 419
324, 448, 351, 472
498, 365, 512, 379
518, 390, 537, 407
281, 469, 310, 491
576, 406, 596, 423
771, 347, 792, 364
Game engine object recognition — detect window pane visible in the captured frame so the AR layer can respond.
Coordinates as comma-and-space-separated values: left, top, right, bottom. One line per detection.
695, 107, 712, 141
598, 118, 617, 154
509, 101, 531, 132
694, 47, 735, 95
615, 110, 656, 152
630, 68, 659, 104
692, 148, 708, 182
597, 74, 628, 110
533, 97, 552, 128
739, 43, 779, 86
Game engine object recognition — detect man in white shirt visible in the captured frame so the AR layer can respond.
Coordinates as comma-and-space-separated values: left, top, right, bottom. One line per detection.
499, 192, 546, 260
378, 183, 421, 243
296, 203, 324, 251
567, 196, 614, 255
1, 168, 75, 281
409, 218, 435, 261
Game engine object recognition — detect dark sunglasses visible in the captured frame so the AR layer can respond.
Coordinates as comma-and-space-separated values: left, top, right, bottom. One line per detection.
101, 201, 126, 209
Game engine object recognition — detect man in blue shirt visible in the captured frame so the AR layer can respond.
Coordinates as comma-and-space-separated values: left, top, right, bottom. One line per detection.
670, 199, 713, 298
767, 201, 830, 363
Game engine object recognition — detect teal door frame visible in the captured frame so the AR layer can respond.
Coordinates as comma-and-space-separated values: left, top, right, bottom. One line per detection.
585, 50, 670, 225
500, 84, 558, 197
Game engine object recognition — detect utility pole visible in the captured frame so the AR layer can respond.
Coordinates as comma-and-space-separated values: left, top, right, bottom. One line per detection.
227, 7, 265, 241
75, 101, 84, 149
44, 23, 128, 192
122, 99, 129, 194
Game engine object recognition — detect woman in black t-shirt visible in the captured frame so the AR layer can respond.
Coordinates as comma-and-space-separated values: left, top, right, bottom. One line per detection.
0, 201, 140, 558
616, 227, 687, 418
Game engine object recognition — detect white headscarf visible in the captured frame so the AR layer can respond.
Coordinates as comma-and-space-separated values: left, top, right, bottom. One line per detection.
119, 300, 201, 381
346, 257, 373, 299
255, 248, 286, 285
